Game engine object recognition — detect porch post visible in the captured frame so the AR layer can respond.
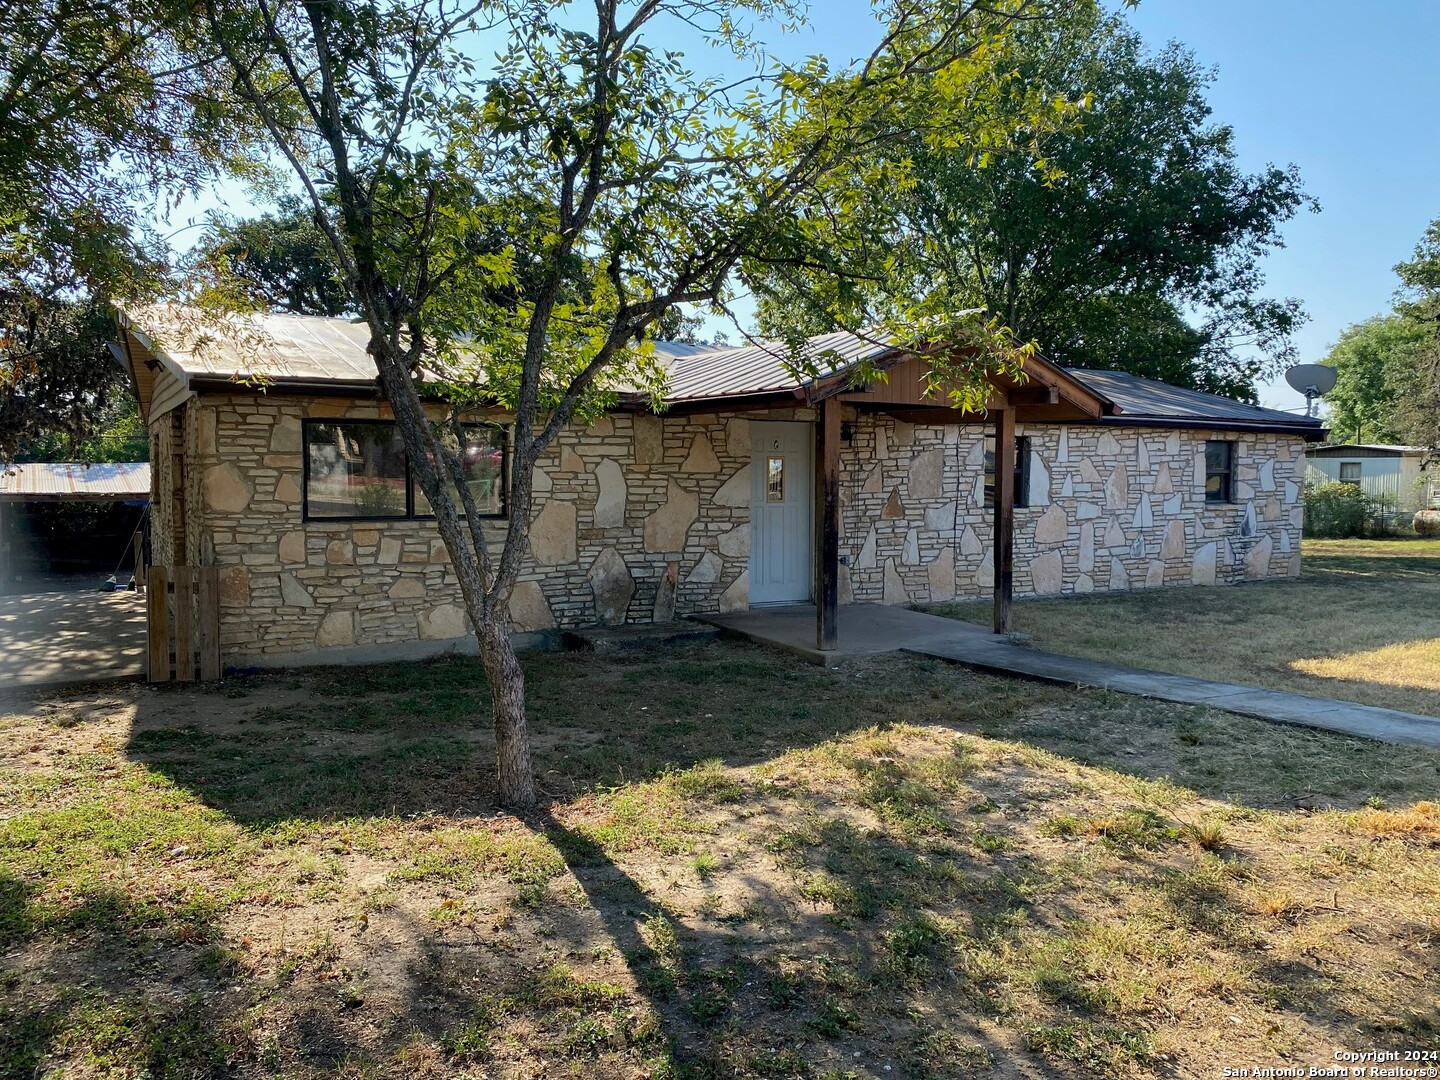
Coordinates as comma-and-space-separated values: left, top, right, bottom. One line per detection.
815, 396, 841, 650
992, 406, 1015, 635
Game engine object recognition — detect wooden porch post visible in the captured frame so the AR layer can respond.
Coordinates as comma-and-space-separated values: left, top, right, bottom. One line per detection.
992, 406, 1015, 635
815, 396, 841, 651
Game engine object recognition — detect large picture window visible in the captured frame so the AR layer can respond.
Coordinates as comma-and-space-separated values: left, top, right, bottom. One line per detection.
304, 419, 508, 521
984, 434, 1031, 508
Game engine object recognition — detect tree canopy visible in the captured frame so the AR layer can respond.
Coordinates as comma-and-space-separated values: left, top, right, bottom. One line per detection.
190, 197, 354, 317
198, 0, 1083, 803
1318, 315, 1426, 445
751, 6, 1313, 399
0, 0, 255, 459
1321, 218, 1440, 456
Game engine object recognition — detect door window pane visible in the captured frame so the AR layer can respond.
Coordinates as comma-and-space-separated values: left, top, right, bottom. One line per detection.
305, 422, 408, 518
766, 456, 784, 502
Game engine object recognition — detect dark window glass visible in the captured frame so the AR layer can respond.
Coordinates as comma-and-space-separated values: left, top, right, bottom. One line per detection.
305, 422, 409, 519
1205, 440, 1236, 503
414, 425, 508, 518
984, 434, 1031, 508
303, 419, 509, 521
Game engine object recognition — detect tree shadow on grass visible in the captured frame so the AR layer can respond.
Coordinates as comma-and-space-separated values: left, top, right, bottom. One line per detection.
44, 639, 1437, 1074
0, 870, 247, 1079
529, 809, 1034, 1078
121, 642, 1440, 832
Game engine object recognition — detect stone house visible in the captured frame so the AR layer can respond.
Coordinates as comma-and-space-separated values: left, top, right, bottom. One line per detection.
115, 309, 1325, 668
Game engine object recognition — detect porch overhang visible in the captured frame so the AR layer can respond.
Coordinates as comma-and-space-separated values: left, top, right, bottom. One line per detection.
801, 351, 1109, 651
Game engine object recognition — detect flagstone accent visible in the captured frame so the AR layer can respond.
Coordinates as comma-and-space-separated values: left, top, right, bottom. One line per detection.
170, 389, 1304, 667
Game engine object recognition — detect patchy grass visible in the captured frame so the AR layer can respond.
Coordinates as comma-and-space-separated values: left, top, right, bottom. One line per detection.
1, 641, 1438, 1078
927, 537, 1440, 717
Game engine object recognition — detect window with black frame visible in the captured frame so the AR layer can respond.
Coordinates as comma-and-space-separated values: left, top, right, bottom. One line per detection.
304, 419, 508, 521
1204, 440, 1236, 503
983, 434, 1031, 508
305, 421, 410, 519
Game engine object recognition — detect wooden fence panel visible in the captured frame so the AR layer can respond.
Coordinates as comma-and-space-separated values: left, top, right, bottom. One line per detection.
198, 567, 220, 681
146, 565, 222, 683
147, 566, 170, 683
174, 567, 195, 682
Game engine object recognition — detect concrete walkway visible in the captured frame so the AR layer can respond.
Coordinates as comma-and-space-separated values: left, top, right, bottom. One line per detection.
0, 588, 147, 691
697, 604, 1440, 750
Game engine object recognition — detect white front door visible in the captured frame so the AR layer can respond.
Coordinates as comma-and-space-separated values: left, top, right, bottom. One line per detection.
749, 421, 813, 605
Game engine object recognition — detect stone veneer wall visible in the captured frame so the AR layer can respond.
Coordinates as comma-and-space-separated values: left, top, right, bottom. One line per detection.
188, 393, 803, 664
836, 413, 1304, 605
181, 391, 1304, 666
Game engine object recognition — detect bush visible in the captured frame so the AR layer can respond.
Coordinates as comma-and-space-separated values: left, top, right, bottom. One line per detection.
1304, 482, 1382, 538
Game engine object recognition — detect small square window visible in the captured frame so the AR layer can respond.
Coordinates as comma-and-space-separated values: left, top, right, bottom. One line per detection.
1338, 461, 1361, 485
414, 424, 508, 518
305, 421, 409, 519
983, 435, 1031, 508
1205, 440, 1236, 503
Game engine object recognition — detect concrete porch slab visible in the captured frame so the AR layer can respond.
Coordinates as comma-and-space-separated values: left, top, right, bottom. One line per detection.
695, 603, 992, 665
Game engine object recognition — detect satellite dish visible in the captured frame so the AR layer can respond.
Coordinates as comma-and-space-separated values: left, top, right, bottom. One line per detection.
1284, 364, 1337, 417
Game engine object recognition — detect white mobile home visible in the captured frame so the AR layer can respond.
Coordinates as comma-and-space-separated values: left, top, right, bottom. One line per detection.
1305, 444, 1438, 514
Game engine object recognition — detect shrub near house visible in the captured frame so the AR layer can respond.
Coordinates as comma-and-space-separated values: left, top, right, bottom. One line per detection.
1304, 481, 1380, 539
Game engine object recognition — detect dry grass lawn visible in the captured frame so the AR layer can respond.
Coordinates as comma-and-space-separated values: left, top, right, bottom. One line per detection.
2, 643, 1438, 1079
929, 537, 1440, 717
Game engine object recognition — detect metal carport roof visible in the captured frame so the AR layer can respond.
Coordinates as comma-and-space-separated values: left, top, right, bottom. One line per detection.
0, 462, 151, 501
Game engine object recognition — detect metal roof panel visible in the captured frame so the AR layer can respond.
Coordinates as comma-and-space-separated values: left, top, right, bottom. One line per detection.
1067, 368, 1325, 432
0, 462, 151, 499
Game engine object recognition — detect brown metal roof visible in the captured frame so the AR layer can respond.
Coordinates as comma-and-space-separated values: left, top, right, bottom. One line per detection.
0, 462, 151, 501
119, 304, 383, 386
1068, 368, 1327, 437
115, 307, 1322, 436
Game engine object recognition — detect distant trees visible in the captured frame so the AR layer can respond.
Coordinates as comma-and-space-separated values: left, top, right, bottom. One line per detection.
190, 198, 353, 317
1323, 219, 1440, 456
752, 6, 1314, 399
0, 0, 251, 460
1318, 316, 1425, 445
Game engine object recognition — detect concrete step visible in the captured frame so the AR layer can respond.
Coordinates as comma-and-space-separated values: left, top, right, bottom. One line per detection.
562, 620, 720, 654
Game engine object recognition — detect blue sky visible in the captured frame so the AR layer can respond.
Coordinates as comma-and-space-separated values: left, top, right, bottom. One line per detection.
766, 0, 1440, 411
1119, 0, 1440, 411
178, 2, 1440, 413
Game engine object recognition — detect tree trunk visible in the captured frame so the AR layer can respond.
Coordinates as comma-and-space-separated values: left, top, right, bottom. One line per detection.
476, 613, 537, 808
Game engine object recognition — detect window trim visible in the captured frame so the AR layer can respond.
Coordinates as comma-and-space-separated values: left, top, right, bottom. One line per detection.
302, 417, 510, 524
1204, 439, 1237, 504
